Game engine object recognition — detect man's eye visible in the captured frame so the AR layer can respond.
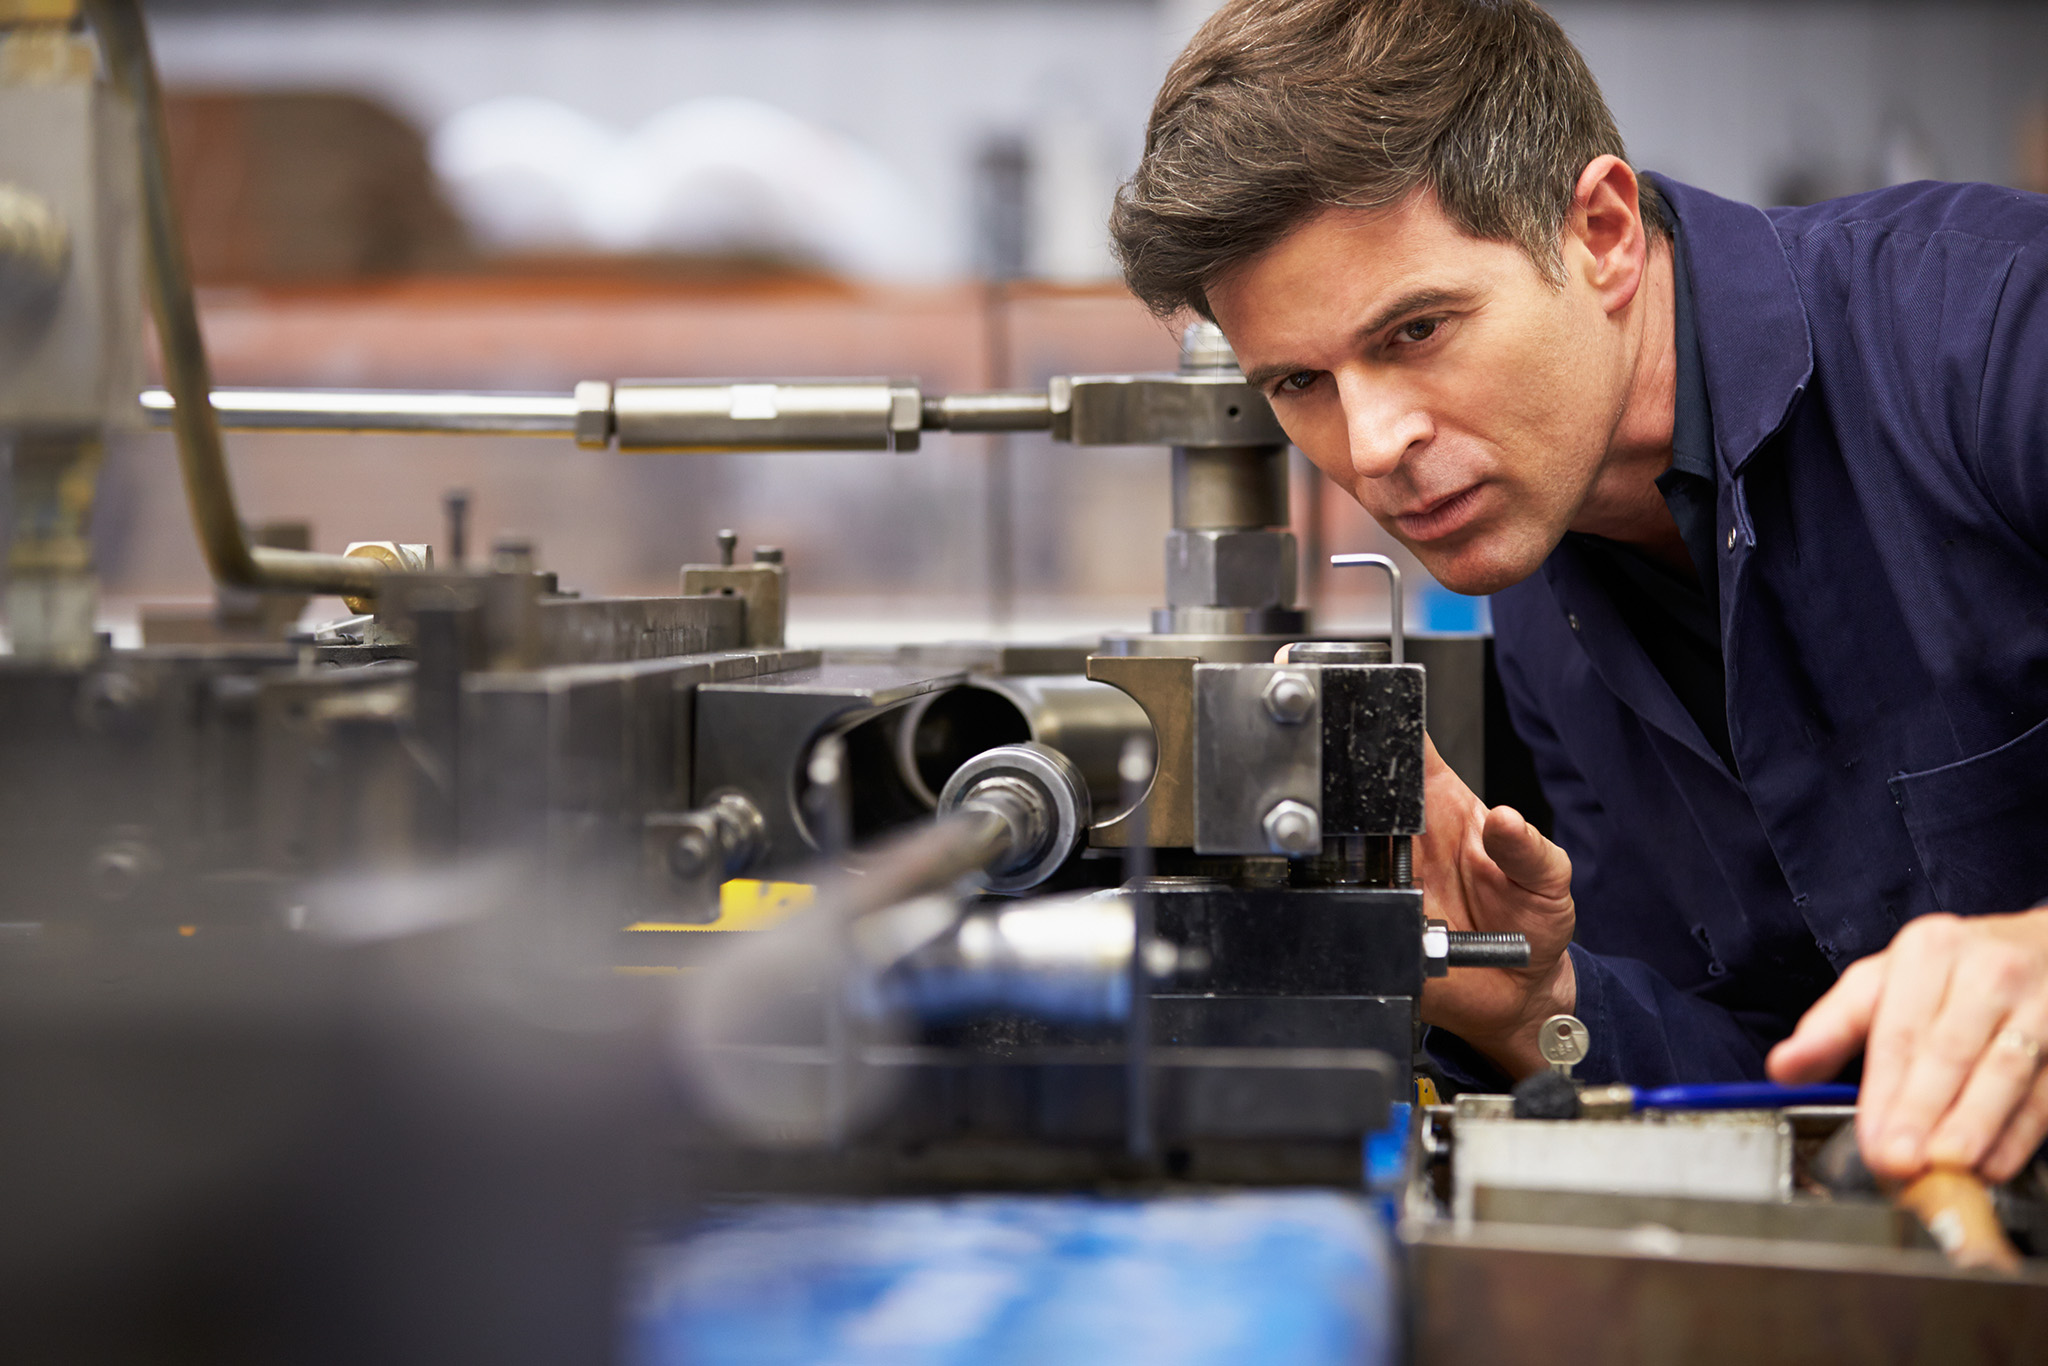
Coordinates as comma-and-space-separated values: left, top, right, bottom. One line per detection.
1277, 371, 1319, 394
1396, 318, 1441, 345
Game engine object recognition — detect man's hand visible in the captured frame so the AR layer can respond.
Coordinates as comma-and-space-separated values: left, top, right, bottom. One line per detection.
1768, 908, 2048, 1183
1414, 734, 1577, 1078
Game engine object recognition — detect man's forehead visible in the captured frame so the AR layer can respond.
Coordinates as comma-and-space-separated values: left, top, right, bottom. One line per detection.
1209, 193, 1506, 365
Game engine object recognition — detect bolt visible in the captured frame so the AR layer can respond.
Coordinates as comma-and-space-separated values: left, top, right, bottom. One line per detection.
490, 537, 535, 575
88, 842, 148, 902
667, 825, 716, 882
717, 530, 738, 567
443, 490, 470, 568
76, 669, 144, 733
1261, 670, 1315, 724
1262, 799, 1321, 856
753, 546, 784, 565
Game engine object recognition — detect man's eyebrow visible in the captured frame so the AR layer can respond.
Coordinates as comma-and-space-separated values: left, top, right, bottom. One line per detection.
1241, 286, 1475, 388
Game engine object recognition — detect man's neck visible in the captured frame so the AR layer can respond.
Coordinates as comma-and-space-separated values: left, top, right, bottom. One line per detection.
1571, 238, 1693, 579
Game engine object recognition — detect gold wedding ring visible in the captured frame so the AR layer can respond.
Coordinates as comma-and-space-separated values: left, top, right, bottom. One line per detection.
1993, 1026, 2042, 1065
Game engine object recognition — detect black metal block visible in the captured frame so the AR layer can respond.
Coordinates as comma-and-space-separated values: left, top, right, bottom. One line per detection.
1320, 663, 1425, 835
1145, 883, 1426, 997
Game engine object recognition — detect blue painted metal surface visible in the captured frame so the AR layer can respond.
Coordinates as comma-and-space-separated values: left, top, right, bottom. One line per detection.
1363, 1100, 1412, 1226
634, 1191, 1396, 1366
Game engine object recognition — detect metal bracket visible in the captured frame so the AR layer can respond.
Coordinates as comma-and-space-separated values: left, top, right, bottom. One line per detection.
681, 561, 786, 649
1084, 654, 1196, 848
1193, 663, 1323, 856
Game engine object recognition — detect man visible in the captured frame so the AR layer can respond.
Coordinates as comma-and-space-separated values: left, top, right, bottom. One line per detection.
1110, 0, 2048, 1186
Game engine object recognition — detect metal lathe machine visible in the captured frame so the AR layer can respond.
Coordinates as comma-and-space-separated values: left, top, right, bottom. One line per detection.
1, 4, 2043, 1362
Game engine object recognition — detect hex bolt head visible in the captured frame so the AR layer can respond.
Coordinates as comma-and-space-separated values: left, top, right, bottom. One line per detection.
89, 845, 145, 902
667, 826, 715, 882
1262, 799, 1321, 856
1261, 670, 1315, 724
573, 379, 613, 449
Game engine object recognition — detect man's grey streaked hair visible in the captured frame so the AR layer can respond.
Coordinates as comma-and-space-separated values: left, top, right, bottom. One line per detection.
1112, 0, 1665, 320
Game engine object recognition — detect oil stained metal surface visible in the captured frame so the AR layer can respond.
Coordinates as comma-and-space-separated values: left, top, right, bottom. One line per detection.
1320, 664, 1425, 836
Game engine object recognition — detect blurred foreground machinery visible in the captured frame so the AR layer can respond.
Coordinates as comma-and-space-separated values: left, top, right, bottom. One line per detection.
1, 3, 2044, 1363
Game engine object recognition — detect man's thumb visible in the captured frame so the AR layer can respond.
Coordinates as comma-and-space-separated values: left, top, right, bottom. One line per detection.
1479, 805, 1571, 900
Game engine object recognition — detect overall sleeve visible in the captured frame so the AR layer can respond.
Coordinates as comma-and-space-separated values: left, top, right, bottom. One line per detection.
1425, 613, 1782, 1090
1972, 226, 2048, 553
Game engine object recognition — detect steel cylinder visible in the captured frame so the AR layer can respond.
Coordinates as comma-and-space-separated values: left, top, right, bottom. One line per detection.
1152, 322, 1301, 638
1171, 444, 1289, 531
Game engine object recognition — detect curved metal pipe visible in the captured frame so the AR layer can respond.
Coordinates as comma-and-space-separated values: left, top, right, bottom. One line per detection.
85, 0, 382, 598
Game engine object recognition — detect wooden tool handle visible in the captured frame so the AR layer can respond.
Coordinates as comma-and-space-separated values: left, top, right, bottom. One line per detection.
1895, 1167, 2023, 1274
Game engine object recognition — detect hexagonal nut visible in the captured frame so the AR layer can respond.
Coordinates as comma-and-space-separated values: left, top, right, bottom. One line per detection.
0, 180, 70, 296
1261, 798, 1321, 857
666, 820, 718, 883
574, 380, 613, 449
88, 832, 159, 903
1261, 669, 1315, 724
1165, 528, 1298, 611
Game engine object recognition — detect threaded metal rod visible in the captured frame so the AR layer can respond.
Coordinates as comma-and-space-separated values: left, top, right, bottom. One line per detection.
1444, 931, 1531, 969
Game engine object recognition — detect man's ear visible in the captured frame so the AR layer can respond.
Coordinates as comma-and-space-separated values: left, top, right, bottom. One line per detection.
1568, 154, 1648, 316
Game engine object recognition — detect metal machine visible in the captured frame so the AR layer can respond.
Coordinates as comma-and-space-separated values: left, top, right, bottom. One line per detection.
2, 3, 2043, 1362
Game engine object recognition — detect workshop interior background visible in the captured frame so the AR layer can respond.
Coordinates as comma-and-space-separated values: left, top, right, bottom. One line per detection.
36, 0, 2048, 650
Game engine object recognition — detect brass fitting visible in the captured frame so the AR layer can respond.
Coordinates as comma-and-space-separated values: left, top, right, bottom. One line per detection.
341, 542, 431, 614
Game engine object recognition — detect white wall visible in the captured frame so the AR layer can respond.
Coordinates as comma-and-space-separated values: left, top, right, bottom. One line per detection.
145, 2, 2048, 279
1556, 2, 2048, 204
148, 2, 1167, 280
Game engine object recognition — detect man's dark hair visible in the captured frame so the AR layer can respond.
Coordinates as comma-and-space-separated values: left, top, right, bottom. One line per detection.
1112, 0, 1664, 320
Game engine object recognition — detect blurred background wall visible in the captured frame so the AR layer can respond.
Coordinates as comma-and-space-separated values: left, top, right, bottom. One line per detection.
87, 0, 2048, 643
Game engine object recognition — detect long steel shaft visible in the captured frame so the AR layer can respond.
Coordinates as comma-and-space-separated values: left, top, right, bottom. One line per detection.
140, 388, 580, 437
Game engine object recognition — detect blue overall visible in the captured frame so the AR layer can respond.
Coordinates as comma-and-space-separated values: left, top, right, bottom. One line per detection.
1474, 175, 2048, 1087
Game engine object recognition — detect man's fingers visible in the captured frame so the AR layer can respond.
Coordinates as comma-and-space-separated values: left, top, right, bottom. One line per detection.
1477, 804, 1571, 901
1767, 956, 1884, 1085
1923, 1005, 2048, 1173
1982, 1067, 2048, 1184
1881, 966, 2024, 1175
1860, 917, 1964, 1175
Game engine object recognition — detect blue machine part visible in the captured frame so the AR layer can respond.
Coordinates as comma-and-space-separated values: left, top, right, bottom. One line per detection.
633, 1192, 1397, 1366
1416, 583, 1491, 633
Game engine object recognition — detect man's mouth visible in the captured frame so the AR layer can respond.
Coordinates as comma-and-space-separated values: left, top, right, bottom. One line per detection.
1392, 484, 1485, 543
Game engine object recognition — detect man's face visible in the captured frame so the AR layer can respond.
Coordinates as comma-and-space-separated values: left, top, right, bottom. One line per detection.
1207, 191, 1631, 595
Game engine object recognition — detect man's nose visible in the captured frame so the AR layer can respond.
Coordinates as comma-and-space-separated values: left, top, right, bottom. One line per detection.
1337, 371, 1429, 480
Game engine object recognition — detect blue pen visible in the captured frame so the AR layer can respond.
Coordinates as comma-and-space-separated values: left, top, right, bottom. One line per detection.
1629, 1081, 1858, 1112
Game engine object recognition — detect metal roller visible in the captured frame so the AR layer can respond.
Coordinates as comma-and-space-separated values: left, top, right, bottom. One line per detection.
936, 742, 1093, 893
896, 674, 1152, 815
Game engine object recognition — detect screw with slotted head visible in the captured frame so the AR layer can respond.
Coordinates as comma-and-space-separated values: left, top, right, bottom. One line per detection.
1261, 670, 1314, 724
1262, 799, 1321, 856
